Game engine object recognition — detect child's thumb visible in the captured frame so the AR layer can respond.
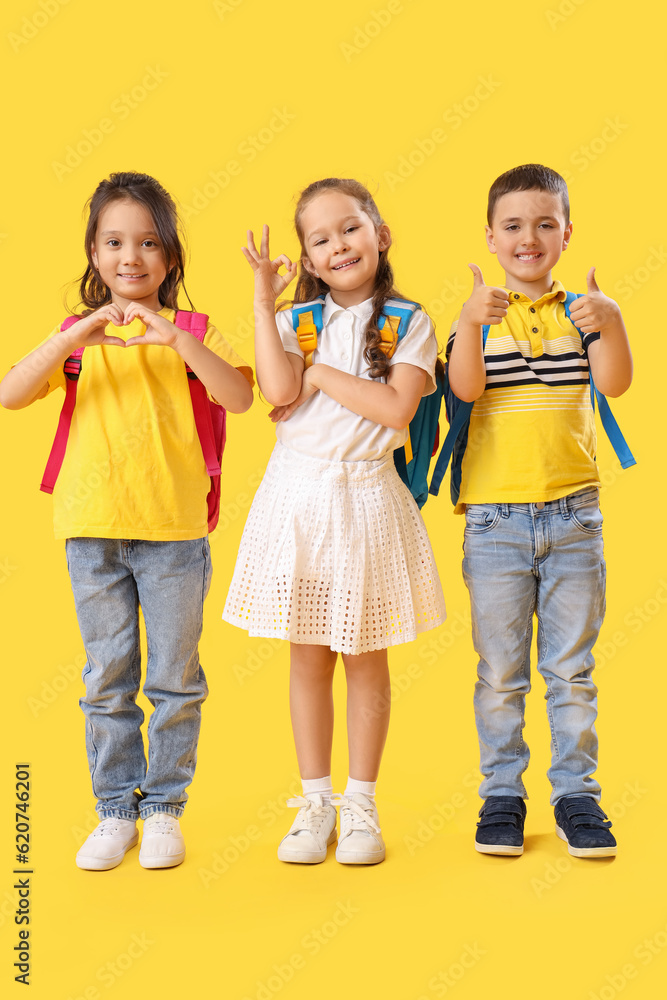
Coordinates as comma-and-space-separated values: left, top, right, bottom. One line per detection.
468, 263, 485, 286
586, 266, 600, 293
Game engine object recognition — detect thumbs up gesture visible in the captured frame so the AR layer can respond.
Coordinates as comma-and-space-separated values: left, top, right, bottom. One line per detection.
567, 267, 621, 334
461, 264, 510, 326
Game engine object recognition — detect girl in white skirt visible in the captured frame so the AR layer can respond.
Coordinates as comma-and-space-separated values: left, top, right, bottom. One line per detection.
223, 178, 446, 864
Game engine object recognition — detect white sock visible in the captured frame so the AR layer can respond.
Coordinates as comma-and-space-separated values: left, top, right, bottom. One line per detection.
345, 777, 377, 800
302, 776, 333, 805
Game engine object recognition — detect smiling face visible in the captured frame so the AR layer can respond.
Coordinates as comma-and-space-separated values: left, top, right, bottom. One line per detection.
485, 188, 572, 299
299, 190, 390, 307
91, 198, 169, 311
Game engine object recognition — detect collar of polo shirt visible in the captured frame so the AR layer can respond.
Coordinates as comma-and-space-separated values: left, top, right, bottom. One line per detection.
505, 279, 567, 308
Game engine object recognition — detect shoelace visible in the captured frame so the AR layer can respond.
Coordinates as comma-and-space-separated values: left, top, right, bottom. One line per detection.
330, 795, 381, 835
144, 816, 179, 836
92, 818, 128, 838
285, 795, 331, 833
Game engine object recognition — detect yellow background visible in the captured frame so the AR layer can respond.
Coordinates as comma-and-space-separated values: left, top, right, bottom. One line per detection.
1, 1, 664, 997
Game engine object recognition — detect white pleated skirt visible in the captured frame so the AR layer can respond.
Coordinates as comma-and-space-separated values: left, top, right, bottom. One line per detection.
223, 442, 446, 655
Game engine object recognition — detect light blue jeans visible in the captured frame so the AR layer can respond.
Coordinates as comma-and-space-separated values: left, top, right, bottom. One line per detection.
66, 537, 211, 820
462, 489, 606, 805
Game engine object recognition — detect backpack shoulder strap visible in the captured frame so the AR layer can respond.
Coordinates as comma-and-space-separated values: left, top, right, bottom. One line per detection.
563, 292, 636, 469
40, 316, 85, 494
173, 310, 220, 477
429, 325, 490, 498
291, 298, 325, 369
378, 298, 421, 357
379, 299, 423, 463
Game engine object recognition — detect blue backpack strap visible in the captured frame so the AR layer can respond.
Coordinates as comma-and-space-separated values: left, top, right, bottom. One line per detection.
379, 297, 420, 336
398, 366, 444, 508
563, 292, 636, 469
291, 297, 325, 367
429, 325, 490, 498
382, 299, 425, 487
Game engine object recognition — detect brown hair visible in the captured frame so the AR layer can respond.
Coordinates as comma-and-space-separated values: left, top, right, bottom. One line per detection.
74, 172, 192, 313
291, 177, 401, 379
487, 164, 570, 226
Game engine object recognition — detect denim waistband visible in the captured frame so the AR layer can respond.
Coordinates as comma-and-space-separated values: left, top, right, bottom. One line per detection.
470, 487, 599, 519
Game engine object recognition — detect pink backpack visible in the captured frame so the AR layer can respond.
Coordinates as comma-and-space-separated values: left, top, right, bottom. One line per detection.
40, 311, 226, 532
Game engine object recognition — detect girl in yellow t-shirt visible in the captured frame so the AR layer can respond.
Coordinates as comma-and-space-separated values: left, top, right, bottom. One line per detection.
0, 172, 253, 871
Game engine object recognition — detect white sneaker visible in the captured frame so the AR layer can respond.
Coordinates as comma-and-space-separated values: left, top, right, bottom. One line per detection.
277, 794, 337, 863
139, 813, 186, 869
333, 793, 385, 865
76, 817, 138, 871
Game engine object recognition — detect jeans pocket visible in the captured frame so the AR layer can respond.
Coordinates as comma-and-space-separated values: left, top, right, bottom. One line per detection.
464, 504, 501, 534
570, 497, 603, 534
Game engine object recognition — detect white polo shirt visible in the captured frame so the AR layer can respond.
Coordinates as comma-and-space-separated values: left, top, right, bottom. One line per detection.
275, 293, 438, 462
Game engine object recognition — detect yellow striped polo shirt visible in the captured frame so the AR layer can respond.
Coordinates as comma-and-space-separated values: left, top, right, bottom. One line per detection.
447, 281, 601, 513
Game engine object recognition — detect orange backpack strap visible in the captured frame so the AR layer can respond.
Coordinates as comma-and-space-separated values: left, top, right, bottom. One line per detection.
291, 298, 325, 368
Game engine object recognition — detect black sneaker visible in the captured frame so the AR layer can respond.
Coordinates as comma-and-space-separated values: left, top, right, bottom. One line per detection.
475, 796, 526, 856
554, 796, 617, 858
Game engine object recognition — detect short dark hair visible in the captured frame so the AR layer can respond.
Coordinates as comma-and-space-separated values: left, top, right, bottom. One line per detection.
487, 164, 570, 225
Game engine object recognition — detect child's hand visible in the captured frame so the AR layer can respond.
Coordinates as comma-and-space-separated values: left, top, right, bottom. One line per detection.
460, 264, 509, 326
67, 303, 127, 348
568, 268, 621, 334
268, 367, 319, 422
243, 225, 298, 305
122, 304, 180, 347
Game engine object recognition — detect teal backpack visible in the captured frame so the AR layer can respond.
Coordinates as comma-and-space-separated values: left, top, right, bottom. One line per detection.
429, 290, 636, 504
290, 296, 443, 508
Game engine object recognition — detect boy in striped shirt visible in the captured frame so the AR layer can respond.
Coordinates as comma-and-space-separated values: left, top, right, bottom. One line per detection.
448, 164, 632, 858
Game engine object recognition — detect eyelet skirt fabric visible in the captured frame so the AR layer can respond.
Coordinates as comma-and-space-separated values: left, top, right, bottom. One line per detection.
223, 443, 446, 655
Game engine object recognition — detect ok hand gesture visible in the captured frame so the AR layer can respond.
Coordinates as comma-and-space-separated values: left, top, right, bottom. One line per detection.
243, 225, 298, 305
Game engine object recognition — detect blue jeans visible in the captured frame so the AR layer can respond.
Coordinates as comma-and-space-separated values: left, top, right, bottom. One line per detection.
462, 489, 606, 805
66, 537, 211, 820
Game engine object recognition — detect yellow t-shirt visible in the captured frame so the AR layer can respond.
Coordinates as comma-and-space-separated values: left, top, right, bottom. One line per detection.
447, 282, 600, 513
37, 309, 253, 540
